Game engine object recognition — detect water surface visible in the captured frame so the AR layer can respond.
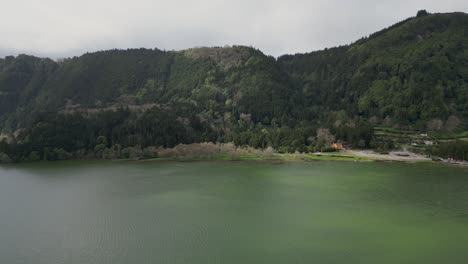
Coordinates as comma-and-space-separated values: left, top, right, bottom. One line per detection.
1, 161, 467, 263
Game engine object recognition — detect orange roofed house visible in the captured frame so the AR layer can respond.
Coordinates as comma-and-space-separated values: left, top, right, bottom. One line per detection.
331, 143, 345, 150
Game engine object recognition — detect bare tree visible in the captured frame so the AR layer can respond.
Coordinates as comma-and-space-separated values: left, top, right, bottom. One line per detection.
316, 128, 335, 150
427, 119, 444, 131
445, 115, 461, 132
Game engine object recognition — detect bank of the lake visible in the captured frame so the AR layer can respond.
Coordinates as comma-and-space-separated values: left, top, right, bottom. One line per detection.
3, 142, 467, 167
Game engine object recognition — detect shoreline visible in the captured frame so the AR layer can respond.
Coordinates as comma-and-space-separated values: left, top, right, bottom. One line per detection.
2, 155, 467, 168
1, 146, 467, 167
136, 151, 468, 167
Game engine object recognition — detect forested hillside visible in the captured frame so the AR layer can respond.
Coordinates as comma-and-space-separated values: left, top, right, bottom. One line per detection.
0, 11, 467, 162
279, 11, 468, 130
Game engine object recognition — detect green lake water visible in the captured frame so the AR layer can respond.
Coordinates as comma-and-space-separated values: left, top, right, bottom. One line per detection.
0, 160, 467, 263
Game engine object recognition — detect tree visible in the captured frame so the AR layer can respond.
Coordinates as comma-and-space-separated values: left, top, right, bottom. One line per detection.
427, 119, 444, 131
94, 144, 107, 158
417, 10, 429, 17
29, 151, 41, 162
316, 128, 335, 151
0, 152, 12, 163
445, 115, 461, 132
96, 136, 108, 146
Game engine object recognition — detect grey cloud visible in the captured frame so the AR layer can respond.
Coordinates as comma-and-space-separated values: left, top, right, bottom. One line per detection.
1, 0, 467, 59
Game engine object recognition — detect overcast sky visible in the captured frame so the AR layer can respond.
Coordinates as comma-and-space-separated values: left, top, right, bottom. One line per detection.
1, 0, 467, 58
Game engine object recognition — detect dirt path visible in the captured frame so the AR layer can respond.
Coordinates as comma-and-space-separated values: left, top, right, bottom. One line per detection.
344, 150, 431, 162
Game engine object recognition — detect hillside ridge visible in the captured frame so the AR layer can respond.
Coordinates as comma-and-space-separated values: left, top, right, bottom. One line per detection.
0, 11, 467, 162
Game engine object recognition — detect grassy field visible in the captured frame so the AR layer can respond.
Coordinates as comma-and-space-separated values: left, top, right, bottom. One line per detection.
373, 127, 468, 147
428, 130, 468, 139
142, 151, 383, 163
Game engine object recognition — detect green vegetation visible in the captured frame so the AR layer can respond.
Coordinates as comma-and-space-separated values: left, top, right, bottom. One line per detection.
0, 11, 467, 162
428, 141, 468, 161
279, 12, 468, 131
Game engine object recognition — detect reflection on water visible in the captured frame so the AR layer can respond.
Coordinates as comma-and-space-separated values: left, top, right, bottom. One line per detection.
0, 161, 467, 264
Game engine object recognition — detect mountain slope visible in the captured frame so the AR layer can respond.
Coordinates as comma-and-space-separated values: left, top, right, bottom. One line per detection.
279, 12, 468, 129
1, 46, 303, 128
0, 11, 467, 162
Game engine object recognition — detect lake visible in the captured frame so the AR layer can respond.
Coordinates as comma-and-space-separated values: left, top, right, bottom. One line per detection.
0, 160, 467, 264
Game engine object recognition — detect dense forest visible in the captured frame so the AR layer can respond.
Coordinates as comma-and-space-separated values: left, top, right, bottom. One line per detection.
0, 11, 467, 162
